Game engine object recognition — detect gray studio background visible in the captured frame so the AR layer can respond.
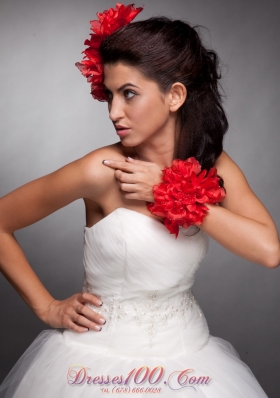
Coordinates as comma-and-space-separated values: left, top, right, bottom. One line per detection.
0, 0, 279, 396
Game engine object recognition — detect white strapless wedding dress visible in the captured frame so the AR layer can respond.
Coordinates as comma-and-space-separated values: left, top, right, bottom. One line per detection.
0, 208, 268, 397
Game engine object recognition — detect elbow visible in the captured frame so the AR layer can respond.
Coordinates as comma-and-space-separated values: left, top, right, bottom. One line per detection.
262, 243, 280, 269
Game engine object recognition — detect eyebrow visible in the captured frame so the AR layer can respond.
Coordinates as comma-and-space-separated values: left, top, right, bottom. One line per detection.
104, 83, 139, 92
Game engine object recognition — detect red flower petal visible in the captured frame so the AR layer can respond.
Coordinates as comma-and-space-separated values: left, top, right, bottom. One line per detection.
76, 4, 143, 101
164, 218, 179, 238
147, 157, 226, 238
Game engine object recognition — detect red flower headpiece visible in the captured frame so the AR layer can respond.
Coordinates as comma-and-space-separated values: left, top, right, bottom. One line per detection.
75, 3, 143, 101
147, 158, 226, 238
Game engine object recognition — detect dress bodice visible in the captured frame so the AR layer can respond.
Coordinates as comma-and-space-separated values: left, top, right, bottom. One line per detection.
83, 207, 208, 298
63, 208, 210, 356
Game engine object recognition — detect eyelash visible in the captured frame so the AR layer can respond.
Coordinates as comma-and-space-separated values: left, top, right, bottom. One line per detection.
105, 89, 137, 102
123, 89, 136, 99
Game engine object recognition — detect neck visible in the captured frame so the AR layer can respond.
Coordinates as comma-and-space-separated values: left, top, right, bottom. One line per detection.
133, 140, 174, 169
132, 121, 177, 168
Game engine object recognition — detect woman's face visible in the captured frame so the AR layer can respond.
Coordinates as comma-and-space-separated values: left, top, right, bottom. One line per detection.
103, 63, 176, 148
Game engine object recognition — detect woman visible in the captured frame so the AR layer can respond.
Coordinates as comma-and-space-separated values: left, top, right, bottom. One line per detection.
0, 3, 279, 397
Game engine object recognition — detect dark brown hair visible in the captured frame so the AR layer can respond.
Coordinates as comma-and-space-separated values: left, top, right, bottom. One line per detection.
100, 17, 228, 172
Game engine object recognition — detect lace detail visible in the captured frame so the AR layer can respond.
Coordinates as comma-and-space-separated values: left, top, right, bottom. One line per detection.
83, 283, 202, 347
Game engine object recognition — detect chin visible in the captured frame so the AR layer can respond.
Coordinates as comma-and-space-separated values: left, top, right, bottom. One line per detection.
118, 137, 137, 147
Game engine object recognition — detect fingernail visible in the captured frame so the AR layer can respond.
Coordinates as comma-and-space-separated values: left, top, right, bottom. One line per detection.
94, 325, 102, 331
99, 317, 106, 324
83, 327, 89, 332
126, 157, 133, 161
99, 301, 103, 306
102, 160, 110, 165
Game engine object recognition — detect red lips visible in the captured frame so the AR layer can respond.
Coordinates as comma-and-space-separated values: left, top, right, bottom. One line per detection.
114, 124, 131, 137
115, 124, 129, 130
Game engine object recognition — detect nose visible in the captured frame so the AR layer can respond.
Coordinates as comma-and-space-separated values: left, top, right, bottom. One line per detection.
108, 97, 125, 123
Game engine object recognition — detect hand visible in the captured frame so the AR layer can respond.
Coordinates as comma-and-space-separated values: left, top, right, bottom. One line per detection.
103, 157, 163, 202
40, 292, 106, 333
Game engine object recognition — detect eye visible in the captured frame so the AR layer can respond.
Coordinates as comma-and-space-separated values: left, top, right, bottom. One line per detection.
124, 89, 136, 99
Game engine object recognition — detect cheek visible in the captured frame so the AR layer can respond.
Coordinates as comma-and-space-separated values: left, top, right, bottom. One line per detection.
131, 96, 167, 127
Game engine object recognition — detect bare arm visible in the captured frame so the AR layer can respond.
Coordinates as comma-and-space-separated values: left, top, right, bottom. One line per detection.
0, 150, 110, 332
199, 151, 280, 268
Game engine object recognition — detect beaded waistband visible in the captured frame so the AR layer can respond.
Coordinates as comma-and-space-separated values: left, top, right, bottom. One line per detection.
83, 288, 202, 347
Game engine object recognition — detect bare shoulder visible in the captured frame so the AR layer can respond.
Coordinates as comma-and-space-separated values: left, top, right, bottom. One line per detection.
214, 150, 254, 201
79, 142, 126, 200
214, 151, 274, 225
214, 150, 248, 186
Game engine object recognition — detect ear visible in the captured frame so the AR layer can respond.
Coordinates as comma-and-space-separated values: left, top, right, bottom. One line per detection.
168, 82, 187, 112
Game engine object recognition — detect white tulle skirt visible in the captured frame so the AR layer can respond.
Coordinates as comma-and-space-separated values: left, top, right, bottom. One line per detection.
0, 329, 268, 397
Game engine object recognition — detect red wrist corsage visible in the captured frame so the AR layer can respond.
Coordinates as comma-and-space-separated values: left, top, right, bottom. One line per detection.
147, 157, 226, 238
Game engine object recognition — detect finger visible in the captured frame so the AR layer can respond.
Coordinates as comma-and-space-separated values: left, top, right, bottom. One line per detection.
59, 312, 90, 333
125, 157, 154, 166
102, 159, 128, 169
77, 304, 106, 326
69, 321, 90, 333
74, 313, 104, 332
102, 159, 147, 173
69, 319, 102, 333
79, 292, 103, 307
122, 192, 140, 200
116, 173, 152, 188
115, 170, 139, 183
122, 191, 155, 202
119, 181, 142, 193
